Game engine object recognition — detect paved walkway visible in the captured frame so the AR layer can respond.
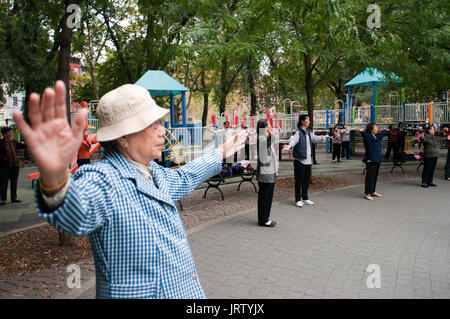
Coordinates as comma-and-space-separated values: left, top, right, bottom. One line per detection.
0, 167, 47, 236
76, 178, 450, 299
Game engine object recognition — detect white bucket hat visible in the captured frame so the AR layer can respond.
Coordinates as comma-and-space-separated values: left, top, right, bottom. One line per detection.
96, 84, 169, 141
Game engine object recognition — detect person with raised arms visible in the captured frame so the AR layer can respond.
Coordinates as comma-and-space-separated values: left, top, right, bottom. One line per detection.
282, 114, 330, 208
13, 81, 247, 299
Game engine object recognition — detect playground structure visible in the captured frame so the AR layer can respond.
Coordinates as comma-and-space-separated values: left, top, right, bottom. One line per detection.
64, 69, 449, 167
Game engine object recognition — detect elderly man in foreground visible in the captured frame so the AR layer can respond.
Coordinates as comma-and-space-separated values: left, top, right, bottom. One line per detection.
13, 81, 246, 299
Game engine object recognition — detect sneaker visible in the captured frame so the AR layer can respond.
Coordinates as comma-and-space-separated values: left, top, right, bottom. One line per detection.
259, 220, 276, 227
302, 199, 314, 205
295, 201, 303, 207
428, 183, 437, 187
0, 201, 6, 205
11, 199, 22, 203
421, 183, 429, 188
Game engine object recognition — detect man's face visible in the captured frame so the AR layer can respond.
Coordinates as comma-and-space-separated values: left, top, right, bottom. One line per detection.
5, 131, 12, 139
224, 122, 230, 129
123, 120, 166, 164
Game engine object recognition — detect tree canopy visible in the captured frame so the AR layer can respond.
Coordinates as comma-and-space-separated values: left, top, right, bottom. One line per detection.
1, 0, 448, 121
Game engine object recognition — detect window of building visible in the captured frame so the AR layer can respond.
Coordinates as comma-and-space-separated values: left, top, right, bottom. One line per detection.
13, 97, 18, 107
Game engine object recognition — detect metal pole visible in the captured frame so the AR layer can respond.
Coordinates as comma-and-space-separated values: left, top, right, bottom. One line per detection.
170, 93, 175, 127
371, 82, 376, 123
326, 109, 330, 153
181, 91, 187, 125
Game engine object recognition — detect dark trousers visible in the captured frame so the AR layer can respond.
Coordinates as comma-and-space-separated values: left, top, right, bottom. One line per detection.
312, 143, 317, 164
258, 181, 275, 225
398, 139, 405, 152
341, 141, 350, 159
445, 149, 450, 179
385, 142, 399, 160
294, 160, 312, 202
422, 157, 438, 184
77, 159, 90, 167
332, 144, 341, 161
0, 166, 20, 201
365, 162, 380, 195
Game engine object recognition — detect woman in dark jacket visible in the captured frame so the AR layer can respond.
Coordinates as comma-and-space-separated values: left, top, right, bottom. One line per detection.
256, 119, 277, 227
421, 125, 450, 188
355, 123, 389, 200
0, 127, 26, 205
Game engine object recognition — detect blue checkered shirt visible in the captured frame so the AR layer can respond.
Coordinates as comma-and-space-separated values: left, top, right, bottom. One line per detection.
35, 149, 222, 299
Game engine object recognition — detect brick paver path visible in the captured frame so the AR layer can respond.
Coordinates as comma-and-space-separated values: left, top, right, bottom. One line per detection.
190, 179, 450, 299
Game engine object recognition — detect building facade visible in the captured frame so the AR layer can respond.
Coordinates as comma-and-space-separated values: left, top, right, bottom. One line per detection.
0, 84, 25, 128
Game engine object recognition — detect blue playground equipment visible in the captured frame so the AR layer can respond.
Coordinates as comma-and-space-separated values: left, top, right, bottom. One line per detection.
135, 70, 202, 167
344, 67, 404, 124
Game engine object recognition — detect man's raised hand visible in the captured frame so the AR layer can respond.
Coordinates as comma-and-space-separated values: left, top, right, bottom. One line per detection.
12, 81, 87, 188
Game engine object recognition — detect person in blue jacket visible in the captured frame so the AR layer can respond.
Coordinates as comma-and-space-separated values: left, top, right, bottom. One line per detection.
12, 81, 246, 299
355, 123, 389, 200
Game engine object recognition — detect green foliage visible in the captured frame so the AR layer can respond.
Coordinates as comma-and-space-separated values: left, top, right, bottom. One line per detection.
1, 0, 448, 122
0, 0, 61, 107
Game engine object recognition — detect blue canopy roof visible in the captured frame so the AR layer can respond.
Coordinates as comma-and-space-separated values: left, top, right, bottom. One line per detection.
135, 70, 189, 96
344, 67, 403, 87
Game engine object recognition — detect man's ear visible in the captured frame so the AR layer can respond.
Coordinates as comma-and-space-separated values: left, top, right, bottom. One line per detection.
117, 136, 128, 149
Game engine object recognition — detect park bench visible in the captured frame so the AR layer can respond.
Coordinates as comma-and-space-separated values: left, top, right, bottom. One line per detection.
362, 152, 424, 175
202, 171, 257, 201
176, 170, 256, 211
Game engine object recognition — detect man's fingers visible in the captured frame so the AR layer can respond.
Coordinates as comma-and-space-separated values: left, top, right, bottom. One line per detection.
27, 93, 42, 127
54, 80, 67, 119
12, 110, 33, 141
41, 88, 56, 122
71, 108, 87, 140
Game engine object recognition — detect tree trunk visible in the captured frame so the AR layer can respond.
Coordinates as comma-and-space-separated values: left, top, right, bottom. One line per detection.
329, 79, 347, 104
247, 56, 258, 116
58, 0, 80, 120
57, 0, 81, 247
219, 57, 228, 114
199, 71, 209, 127
88, 58, 99, 100
304, 54, 315, 130
145, 11, 155, 70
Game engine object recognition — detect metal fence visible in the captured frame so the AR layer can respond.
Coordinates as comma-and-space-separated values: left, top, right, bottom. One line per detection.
433, 102, 449, 124
404, 103, 430, 123
69, 100, 448, 162
375, 105, 403, 124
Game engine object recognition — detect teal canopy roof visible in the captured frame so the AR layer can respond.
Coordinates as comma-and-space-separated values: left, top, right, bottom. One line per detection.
135, 70, 189, 96
344, 67, 403, 87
